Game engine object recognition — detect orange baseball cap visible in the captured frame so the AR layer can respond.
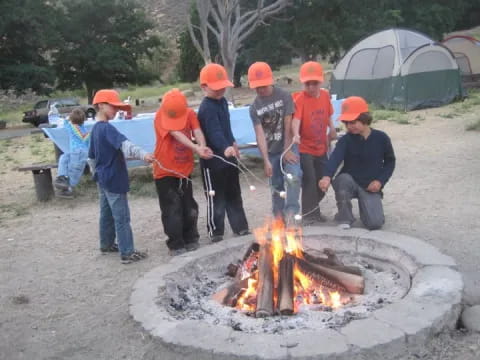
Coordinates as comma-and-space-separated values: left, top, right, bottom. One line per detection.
299, 61, 324, 83
157, 88, 189, 131
199, 63, 233, 90
92, 89, 130, 110
247, 62, 274, 89
339, 96, 369, 122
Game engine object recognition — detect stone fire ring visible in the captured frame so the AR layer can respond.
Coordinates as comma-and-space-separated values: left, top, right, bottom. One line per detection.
130, 227, 463, 360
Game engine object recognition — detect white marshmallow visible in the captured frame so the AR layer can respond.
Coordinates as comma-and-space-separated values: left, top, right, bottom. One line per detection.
208, 190, 215, 196
249, 185, 256, 191
279, 191, 286, 199
294, 214, 302, 221
286, 173, 293, 180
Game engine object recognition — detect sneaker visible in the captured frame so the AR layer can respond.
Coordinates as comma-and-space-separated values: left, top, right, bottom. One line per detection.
56, 188, 74, 199
100, 243, 119, 253
338, 223, 351, 230
235, 229, 251, 236
211, 235, 224, 243
121, 250, 148, 264
185, 242, 200, 252
168, 248, 187, 256
54, 175, 70, 191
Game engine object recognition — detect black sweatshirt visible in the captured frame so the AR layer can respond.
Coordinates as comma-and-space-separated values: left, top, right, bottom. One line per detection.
325, 129, 396, 189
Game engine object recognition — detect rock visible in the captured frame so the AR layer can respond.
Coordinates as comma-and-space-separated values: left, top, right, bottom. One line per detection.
463, 271, 480, 306
461, 305, 480, 332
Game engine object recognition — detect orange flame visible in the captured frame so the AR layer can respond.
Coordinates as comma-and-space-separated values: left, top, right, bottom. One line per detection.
235, 218, 348, 314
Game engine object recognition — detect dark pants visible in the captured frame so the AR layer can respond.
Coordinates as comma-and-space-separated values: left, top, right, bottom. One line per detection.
201, 165, 249, 237
332, 173, 385, 230
155, 177, 199, 250
300, 153, 327, 220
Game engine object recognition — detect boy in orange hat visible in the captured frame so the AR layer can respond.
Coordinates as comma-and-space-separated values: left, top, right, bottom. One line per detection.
292, 61, 337, 225
153, 88, 213, 256
318, 96, 395, 230
198, 63, 249, 243
89, 89, 154, 264
248, 61, 302, 223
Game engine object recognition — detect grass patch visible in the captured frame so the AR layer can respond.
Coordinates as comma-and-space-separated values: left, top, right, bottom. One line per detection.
0, 203, 30, 223
439, 113, 456, 119
128, 167, 157, 197
371, 107, 409, 124
466, 118, 480, 131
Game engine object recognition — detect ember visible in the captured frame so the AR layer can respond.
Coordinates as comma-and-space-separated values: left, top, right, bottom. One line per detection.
214, 219, 365, 316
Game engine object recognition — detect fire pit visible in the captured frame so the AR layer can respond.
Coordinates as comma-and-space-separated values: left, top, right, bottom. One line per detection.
130, 226, 463, 360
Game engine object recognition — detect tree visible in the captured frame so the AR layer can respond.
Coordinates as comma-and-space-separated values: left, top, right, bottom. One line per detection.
54, 0, 162, 102
188, 0, 291, 80
0, 0, 61, 94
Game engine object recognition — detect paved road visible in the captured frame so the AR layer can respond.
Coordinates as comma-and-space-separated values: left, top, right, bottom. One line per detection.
0, 127, 37, 140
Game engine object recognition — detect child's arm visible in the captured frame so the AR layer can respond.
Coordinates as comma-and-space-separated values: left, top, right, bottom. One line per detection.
292, 117, 301, 144
171, 130, 213, 159
121, 140, 153, 162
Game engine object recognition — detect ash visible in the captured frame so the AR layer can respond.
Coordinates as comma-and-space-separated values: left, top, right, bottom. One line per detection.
156, 246, 410, 334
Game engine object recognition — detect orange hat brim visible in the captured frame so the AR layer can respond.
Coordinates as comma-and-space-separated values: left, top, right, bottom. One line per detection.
207, 79, 234, 91
338, 112, 361, 122
249, 78, 274, 89
300, 74, 324, 83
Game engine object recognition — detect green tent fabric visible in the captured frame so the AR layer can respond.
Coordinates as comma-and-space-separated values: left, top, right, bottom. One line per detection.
330, 28, 463, 111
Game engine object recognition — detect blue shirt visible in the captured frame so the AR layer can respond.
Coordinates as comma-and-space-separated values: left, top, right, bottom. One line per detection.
325, 129, 395, 189
65, 121, 90, 152
198, 97, 236, 170
88, 121, 129, 193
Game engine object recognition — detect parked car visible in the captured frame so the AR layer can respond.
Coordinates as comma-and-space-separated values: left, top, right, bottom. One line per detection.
22, 98, 96, 127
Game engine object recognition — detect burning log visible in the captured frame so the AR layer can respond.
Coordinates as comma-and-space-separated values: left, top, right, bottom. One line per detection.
226, 242, 260, 278
295, 257, 364, 294
278, 253, 295, 315
256, 243, 274, 317
211, 278, 250, 307
301, 250, 362, 276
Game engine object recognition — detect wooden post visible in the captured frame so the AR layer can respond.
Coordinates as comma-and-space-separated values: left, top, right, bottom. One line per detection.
255, 243, 274, 317
32, 168, 54, 202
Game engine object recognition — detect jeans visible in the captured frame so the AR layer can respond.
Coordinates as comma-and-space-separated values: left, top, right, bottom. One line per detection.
300, 153, 327, 220
332, 173, 385, 230
155, 177, 199, 250
268, 144, 302, 219
98, 186, 135, 257
57, 148, 88, 187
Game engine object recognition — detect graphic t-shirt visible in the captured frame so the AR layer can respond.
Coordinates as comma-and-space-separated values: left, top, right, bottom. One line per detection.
293, 89, 333, 156
153, 108, 200, 179
249, 87, 294, 154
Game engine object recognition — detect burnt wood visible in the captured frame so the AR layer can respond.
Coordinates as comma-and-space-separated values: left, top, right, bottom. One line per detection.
278, 253, 295, 315
255, 243, 274, 317
301, 251, 362, 276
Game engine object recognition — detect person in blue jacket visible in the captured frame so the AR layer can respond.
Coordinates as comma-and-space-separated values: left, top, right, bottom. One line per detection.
197, 63, 249, 243
319, 96, 396, 230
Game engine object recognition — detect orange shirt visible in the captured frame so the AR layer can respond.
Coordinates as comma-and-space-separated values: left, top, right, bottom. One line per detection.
293, 89, 333, 156
153, 108, 200, 179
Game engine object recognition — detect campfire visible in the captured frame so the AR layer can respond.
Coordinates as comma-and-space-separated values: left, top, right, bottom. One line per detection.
213, 219, 365, 317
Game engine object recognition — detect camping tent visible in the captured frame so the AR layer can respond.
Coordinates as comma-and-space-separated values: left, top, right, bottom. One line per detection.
330, 28, 463, 111
442, 35, 480, 80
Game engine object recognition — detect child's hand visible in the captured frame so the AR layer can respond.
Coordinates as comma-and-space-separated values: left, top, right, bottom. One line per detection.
293, 134, 301, 144
367, 180, 382, 193
143, 153, 154, 163
233, 143, 240, 158
328, 129, 337, 141
224, 146, 236, 158
264, 160, 273, 177
197, 146, 213, 159
283, 150, 299, 164
318, 176, 331, 192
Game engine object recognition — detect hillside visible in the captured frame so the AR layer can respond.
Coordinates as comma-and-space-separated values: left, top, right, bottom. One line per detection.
144, 0, 190, 37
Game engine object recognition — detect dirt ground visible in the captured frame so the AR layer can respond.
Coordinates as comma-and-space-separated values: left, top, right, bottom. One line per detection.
1, 99, 479, 359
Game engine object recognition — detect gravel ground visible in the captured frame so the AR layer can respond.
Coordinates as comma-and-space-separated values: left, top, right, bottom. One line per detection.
1, 108, 479, 359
